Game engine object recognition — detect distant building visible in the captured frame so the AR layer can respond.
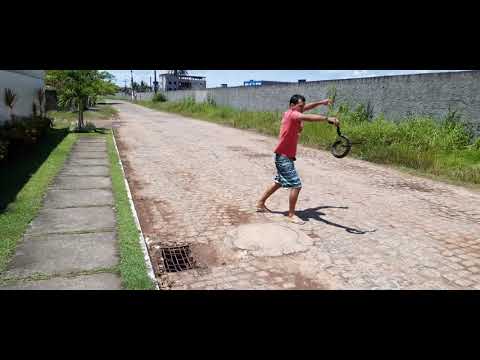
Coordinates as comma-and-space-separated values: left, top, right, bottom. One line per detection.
159, 73, 206, 91
0, 70, 45, 124
243, 80, 293, 87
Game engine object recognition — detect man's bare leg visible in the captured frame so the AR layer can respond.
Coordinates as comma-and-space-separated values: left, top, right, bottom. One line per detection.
287, 187, 305, 224
257, 182, 282, 211
288, 187, 301, 217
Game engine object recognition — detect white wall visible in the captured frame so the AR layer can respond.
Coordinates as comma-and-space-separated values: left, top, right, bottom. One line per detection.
164, 71, 480, 135
0, 70, 45, 123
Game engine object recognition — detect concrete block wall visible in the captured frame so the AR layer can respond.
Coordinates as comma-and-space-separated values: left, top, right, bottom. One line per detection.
161, 71, 480, 131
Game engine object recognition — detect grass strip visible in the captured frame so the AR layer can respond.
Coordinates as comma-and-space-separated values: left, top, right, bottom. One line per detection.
106, 131, 155, 290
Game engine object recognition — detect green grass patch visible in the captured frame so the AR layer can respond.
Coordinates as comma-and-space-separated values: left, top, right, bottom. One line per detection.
48, 104, 119, 129
136, 99, 480, 186
0, 129, 77, 273
109, 94, 132, 101
106, 131, 155, 290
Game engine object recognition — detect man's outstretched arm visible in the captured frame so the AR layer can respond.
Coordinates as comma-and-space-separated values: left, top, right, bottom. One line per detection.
303, 99, 332, 112
298, 113, 339, 126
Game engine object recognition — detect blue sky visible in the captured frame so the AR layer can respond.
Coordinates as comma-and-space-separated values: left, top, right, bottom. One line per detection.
108, 70, 463, 88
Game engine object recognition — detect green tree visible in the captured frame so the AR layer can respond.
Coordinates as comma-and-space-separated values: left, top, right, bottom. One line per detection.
132, 81, 140, 92
139, 80, 150, 92
45, 70, 117, 129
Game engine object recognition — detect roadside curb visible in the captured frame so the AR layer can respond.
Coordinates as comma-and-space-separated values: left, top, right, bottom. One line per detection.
111, 130, 159, 290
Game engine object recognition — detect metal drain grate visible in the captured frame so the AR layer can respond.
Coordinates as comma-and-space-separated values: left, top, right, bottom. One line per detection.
160, 245, 195, 272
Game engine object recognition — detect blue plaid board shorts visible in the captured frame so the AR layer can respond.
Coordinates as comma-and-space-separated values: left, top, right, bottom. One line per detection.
273, 153, 302, 188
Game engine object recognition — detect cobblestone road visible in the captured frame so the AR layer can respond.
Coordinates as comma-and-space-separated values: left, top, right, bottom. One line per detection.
113, 101, 480, 290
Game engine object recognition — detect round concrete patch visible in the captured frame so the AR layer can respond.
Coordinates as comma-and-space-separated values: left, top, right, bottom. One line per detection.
224, 223, 313, 257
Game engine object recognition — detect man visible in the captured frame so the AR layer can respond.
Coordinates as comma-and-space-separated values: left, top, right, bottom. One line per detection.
256, 94, 340, 225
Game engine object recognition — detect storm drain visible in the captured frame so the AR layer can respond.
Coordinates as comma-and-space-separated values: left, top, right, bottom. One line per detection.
160, 245, 195, 272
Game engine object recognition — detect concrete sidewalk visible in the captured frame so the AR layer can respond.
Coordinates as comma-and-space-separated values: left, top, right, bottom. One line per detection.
0, 136, 121, 290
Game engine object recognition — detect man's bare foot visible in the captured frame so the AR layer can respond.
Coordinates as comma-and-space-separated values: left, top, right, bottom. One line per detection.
256, 202, 269, 212
287, 215, 305, 225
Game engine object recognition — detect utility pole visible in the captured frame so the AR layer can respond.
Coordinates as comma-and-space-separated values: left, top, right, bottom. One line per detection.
130, 70, 134, 101
150, 76, 152, 91
153, 70, 158, 94
124, 79, 127, 94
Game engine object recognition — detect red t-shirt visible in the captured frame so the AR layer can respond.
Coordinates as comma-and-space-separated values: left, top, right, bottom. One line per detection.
273, 109, 302, 159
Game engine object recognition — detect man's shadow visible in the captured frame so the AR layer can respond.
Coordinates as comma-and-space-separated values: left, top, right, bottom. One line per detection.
268, 206, 377, 234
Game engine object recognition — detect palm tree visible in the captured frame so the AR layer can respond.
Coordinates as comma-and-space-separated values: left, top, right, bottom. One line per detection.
4, 88, 17, 122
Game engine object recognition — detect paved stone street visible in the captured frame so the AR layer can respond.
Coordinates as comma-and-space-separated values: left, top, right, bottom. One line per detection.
0, 136, 121, 290
113, 101, 480, 290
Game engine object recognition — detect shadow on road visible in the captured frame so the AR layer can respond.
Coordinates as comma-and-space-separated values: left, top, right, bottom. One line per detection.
97, 101, 123, 105
94, 128, 109, 134
268, 205, 377, 234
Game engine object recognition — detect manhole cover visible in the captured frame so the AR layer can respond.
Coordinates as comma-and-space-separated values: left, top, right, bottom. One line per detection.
160, 245, 195, 272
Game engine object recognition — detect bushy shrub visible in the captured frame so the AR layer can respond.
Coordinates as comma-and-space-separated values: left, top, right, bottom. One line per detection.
0, 115, 52, 162
473, 138, 480, 150
152, 93, 167, 102
206, 94, 216, 106
72, 121, 97, 133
